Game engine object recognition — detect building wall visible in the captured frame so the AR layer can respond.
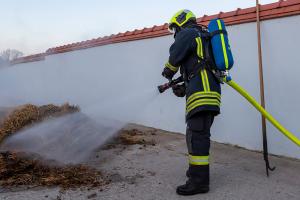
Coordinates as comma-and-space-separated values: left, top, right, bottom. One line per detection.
1, 15, 299, 159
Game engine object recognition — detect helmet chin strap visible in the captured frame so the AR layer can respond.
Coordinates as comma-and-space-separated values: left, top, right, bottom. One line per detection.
174, 28, 181, 38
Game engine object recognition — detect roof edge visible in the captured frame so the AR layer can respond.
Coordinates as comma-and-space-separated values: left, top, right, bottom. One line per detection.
12, 0, 300, 65
10, 53, 46, 65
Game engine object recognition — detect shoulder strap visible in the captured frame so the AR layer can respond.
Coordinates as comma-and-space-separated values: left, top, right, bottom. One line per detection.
210, 30, 228, 37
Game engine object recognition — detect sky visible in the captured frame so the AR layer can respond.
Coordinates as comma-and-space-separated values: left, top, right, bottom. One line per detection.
0, 0, 277, 55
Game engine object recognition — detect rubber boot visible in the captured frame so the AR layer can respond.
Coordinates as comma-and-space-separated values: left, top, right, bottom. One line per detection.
186, 169, 191, 178
177, 165, 209, 196
176, 179, 209, 195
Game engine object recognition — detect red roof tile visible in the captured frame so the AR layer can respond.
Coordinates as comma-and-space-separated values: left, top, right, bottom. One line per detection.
12, 0, 300, 65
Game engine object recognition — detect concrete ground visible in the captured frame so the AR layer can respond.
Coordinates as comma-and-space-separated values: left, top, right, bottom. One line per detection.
0, 124, 299, 200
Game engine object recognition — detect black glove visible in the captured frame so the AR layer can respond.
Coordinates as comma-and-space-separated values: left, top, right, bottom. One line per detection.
162, 67, 176, 80
172, 84, 186, 97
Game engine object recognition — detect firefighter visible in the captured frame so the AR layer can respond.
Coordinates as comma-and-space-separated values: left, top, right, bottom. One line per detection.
161, 9, 221, 195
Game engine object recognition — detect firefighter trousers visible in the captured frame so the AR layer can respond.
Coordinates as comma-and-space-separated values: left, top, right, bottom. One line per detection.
186, 111, 214, 186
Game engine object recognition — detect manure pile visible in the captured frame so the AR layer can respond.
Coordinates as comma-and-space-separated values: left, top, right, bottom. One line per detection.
0, 151, 107, 188
117, 129, 156, 146
0, 103, 79, 143
0, 104, 108, 189
0, 104, 157, 189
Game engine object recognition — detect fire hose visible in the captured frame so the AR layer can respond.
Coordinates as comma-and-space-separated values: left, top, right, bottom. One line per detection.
158, 76, 300, 147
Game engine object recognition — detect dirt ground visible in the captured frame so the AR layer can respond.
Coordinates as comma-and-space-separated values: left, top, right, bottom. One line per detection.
0, 123, 299, 200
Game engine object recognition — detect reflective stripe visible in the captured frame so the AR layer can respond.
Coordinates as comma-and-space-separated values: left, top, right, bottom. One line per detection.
200, 69, 210, 92
217, 20, 229, 69
200, 70, 208, 91
186, 99, 220, 113
195, 37, 203, 59
187, 92, 221, 106
203, 69, 210, 91
189, 155, 209, 166
165, 62, 179, 72
188, 91, 221, 102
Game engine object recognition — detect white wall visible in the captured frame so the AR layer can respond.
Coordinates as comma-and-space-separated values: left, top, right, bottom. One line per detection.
261, 16, 300, 159
1, 15, 299, 159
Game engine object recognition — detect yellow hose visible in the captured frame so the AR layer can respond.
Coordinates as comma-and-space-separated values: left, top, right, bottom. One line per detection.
224, 78, 300, 147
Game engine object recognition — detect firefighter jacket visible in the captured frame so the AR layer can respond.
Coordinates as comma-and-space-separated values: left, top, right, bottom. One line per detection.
165, 25, 221, 119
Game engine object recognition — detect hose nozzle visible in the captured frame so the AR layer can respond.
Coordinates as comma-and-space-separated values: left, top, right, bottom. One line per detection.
157, 76, 184, 94
158, 83, 171, 93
